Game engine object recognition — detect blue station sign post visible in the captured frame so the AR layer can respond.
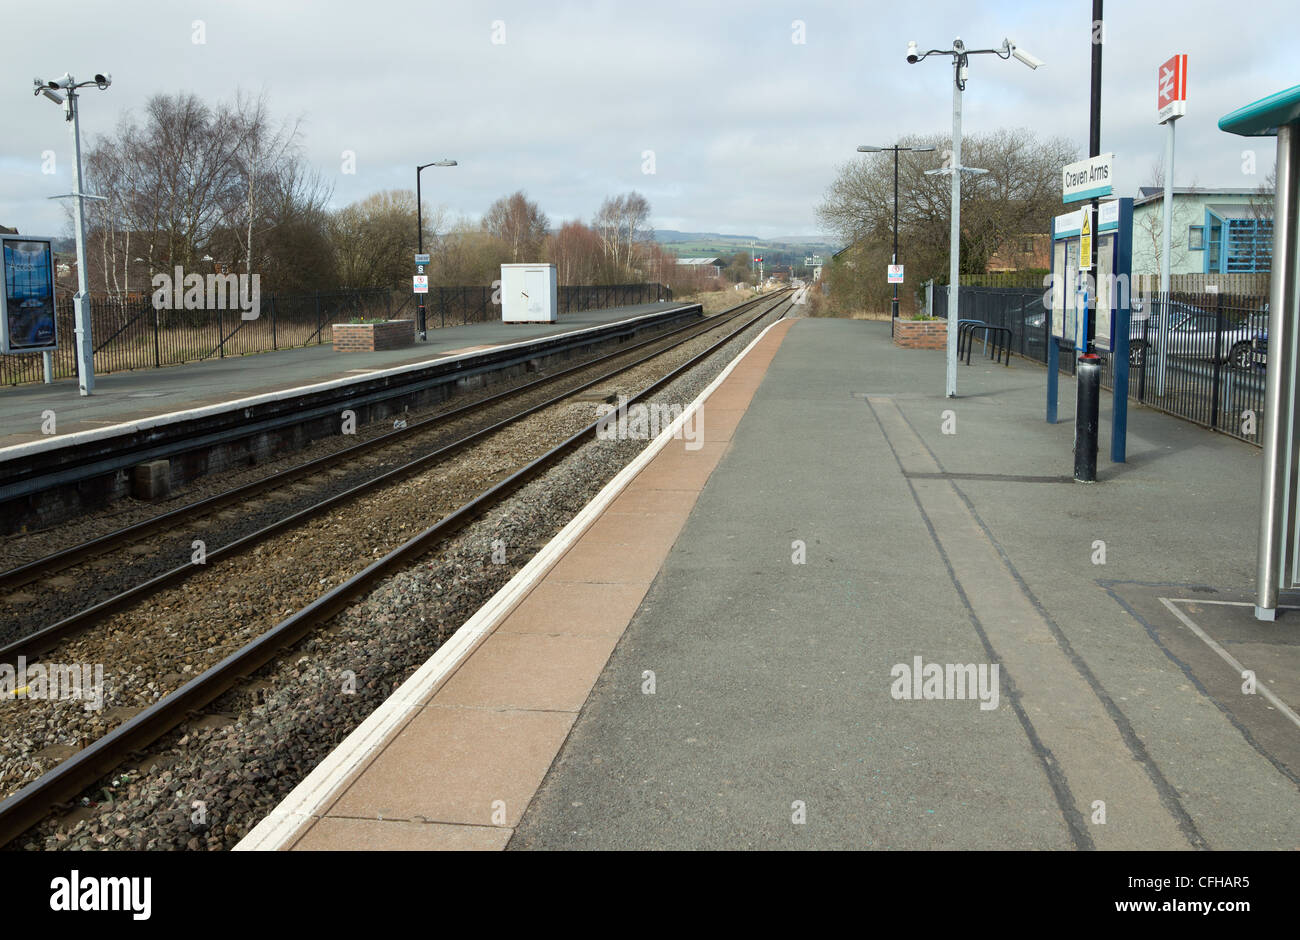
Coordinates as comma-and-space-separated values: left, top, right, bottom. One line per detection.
1045, 196, 1134, 463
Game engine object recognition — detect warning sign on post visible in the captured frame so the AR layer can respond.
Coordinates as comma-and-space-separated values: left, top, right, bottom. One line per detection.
413, 275, 429, 294
887, 264, 904, 284
1079, 209, 1093, 271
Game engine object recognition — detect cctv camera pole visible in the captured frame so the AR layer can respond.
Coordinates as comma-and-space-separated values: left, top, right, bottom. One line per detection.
67, 85, 95, 395
908, 38, 1041, 398
947, 63, 964, 397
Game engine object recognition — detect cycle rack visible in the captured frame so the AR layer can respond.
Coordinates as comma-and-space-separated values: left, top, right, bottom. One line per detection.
957, 321, 1013, 367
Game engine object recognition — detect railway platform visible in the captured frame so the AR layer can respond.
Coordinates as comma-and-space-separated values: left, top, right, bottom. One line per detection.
0, 301, 700, 533
240, 317, 1300, 851
0, 302, 691, 448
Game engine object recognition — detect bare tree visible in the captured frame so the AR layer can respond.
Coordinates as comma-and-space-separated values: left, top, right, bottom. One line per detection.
593, 192, 652, 281
817, 128, 1076, 311
546, 220, 603, 285
330, 189, 428, 289
484, 191, 549, 263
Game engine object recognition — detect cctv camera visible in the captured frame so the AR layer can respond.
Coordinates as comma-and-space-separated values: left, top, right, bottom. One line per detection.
39, 87, 65, 104
94, 73, 111, 89
1009, 42, 1044, 69
53, 73, 73, 89
906, 40, 919, 63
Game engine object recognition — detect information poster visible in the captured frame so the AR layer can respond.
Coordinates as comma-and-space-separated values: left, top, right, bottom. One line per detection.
1, 236, 58, 353
1096, 232, 1114, 351
1050, 241, 1067, 340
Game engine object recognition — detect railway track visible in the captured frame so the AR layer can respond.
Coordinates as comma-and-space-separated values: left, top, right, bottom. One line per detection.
0, 293, 779, 655
0, 289, 792, 848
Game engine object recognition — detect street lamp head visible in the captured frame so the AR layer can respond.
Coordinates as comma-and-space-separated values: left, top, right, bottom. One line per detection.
433, 159, 457, 167
906, 40, 919, 63
912, 146, 937, 153
857, 145, 882, 152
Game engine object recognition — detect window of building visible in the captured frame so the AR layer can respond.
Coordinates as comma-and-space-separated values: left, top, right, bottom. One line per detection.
1224, 218, 1273, 273
1188, 225, 1205, 250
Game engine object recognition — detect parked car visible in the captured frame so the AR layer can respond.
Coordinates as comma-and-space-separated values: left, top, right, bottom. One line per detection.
1251, 329, 1268, 370
1127, 301, 1265, 369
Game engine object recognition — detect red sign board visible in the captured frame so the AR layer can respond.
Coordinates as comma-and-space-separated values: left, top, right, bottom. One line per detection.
1157, 54, 1187, 124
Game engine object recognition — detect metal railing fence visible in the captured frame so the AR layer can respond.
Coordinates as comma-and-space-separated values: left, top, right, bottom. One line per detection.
1, 282, 670, 387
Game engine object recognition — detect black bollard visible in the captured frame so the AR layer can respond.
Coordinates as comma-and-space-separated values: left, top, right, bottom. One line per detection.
1074, 353, 1101, 482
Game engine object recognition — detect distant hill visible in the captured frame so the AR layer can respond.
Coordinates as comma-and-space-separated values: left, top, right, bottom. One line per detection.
654, 230, 838, 265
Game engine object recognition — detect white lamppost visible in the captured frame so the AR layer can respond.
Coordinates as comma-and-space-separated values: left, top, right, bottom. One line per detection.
905, 38, 1043, 397
33, 71, 112, 396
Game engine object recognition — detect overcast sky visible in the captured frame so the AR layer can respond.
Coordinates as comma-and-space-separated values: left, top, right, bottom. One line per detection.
2, 0, 1293, 242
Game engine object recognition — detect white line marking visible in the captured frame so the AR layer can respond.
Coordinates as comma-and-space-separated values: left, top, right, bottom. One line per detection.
1159, 597, 1300, 730
234, 317, 787, 851
1167, 598, 1298, 609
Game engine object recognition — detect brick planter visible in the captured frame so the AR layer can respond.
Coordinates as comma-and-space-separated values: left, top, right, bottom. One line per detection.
893, 319, 948, 350
332, 320, 415, 352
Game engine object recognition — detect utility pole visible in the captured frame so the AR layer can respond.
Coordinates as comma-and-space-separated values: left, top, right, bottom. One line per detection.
1075, 0, 1104, 483
414, 159, 457, 340
906, 37, 1042, 397
1155, 53, 1187, 395
857, 144, 936, 336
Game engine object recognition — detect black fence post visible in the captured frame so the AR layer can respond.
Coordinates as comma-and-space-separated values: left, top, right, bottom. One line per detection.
270, 295, 278, 350
218, 305, 225, 358
1137, 313, 1148, 402
315, 291, 322, 346
1210, 291, 1225, 431
153, 303, 161, 368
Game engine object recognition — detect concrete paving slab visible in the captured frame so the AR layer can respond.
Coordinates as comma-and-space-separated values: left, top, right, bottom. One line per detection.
495, 581, 650, 638
291, 816, 511, 851
433, 633, 620, 711
325, 704, 575, 828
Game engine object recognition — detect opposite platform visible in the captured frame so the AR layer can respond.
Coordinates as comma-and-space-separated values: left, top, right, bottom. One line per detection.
0, 301, 690, 449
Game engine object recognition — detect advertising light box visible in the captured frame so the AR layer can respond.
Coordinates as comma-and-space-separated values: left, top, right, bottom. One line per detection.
1, 235, 59, 354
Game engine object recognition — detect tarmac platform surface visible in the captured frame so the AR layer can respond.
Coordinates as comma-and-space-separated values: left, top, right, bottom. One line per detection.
0, 302, 688, 448
510, 318, 1300, 850
242, 315, 1300, 851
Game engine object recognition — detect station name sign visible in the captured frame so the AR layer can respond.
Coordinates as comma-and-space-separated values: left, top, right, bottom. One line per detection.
1062, 153, 1114, 203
